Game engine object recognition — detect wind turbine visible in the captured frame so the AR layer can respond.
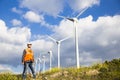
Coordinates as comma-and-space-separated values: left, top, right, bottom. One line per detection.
48, 50, 52, 71
57, 7, 89, 68
35, 56, 41, 74
35, 59, 37, 73
48, 36, 70, 68
42, 55, 46, 73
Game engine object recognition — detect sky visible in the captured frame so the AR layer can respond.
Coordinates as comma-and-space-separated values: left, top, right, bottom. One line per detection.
0, 0, 120, 73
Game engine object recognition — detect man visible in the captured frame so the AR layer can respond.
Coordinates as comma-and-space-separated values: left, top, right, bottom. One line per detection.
22, 43, 36, 80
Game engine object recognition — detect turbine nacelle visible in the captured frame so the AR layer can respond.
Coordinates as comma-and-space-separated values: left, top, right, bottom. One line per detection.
56, 41, 60, 44
48, 50, 52, 53
73, 18, 78, 23
48, 50, 52, 55
67, 18, 78, 23
42, 56, 45, 59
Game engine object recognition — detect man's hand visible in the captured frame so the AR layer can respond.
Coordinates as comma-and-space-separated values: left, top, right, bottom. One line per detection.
22, 62, 24, 64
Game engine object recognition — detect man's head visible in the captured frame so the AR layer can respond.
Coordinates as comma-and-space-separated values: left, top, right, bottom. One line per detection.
27, 43, 32, 48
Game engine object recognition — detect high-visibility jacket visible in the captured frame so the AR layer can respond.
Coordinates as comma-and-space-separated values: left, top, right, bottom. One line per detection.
22, 48, 34, 62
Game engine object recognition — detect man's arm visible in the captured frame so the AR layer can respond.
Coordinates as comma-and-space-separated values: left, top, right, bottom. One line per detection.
32, 50, 35, 63
22, 49, 26, 64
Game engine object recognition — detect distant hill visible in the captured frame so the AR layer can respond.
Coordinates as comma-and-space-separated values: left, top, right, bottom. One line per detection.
0, 70, 12, 74
0, 58, 120, 80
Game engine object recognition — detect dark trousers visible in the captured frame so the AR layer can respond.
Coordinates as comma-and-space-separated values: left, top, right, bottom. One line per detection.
22, 61, 36, 79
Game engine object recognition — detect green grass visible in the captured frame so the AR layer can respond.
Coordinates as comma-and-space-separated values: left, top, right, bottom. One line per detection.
0, 58, 120, 80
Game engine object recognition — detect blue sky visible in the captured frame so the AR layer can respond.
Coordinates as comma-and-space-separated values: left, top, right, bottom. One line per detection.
0, 0, 120, 73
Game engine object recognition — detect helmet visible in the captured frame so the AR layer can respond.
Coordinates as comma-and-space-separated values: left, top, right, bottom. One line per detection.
27, 42, 32, 45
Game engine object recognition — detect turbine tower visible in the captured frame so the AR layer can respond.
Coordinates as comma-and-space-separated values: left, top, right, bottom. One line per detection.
48, 50, 52, 71
57, 7, 88, 68
38, 57, 41, 74
48, 36, 70, 68
42, 55, 46, 73
35, 55, 41, 74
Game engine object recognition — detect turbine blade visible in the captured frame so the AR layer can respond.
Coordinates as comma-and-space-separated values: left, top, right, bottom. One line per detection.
49, 51, 53, 57
59, 36, 71, 42
76, 7, 89, 18
57, 15, 67, 19
48, 36, 56, 42
57, 15, 74, 22
38, 58, 42, 62
66, 18, 74, 22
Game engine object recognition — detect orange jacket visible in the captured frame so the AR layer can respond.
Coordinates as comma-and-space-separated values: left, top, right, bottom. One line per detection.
22, 48, 34, 63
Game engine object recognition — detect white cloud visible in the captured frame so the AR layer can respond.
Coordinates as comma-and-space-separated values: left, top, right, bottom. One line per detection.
94, 15, 120, 47
20, 0, 64, 16
11, 7, 22, 14
53, 20, 74, 38
23, 11, 56, 28
23, 11, 44, 23
11, 19, 22, 26
0, 19, 31, 66
0, 65, 12, 72
0, 20, 31, 44
32, 39, 54, 52
20, 0, 99, 16
0, 19, 53, 68
80, 52, 102, 66
68, 0, 100, 11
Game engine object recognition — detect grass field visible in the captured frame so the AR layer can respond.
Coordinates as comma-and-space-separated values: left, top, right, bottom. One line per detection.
0, 58, 120, 80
